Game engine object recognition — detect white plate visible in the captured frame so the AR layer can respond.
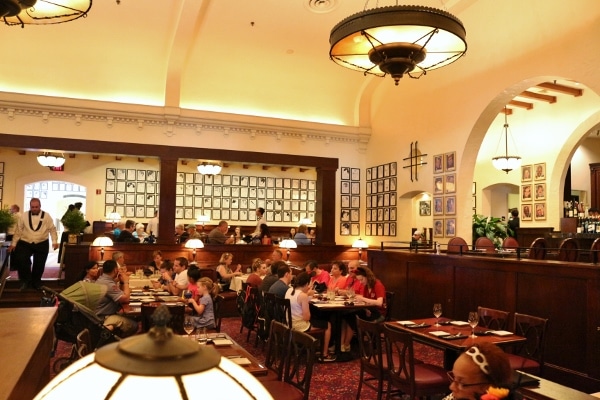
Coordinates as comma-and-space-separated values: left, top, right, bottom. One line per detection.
450, 321, 469, 326
231, 357, 251, 366
212, 339, 233, 346
429, 331, 450, 337
491, 330, 513, 336
397, 320, 416, 325
129, 302, 142, 306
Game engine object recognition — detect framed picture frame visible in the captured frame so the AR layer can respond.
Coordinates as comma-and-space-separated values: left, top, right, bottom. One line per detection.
340, 223, 350, 236
521, 184, 532, 201
445, 151, 456, 172
351, 168, 360, 181
433, 154, 444, 174
434, 176, 444, 195
445, 174, 456, 194
341, 167, 351, 180
534, 203, 546, 220
521, 165, 532, 182
341, 181, 350, 194
351, 182, 360, 195
433, 197, 444, 216
534, 162, 546, 181
390, 162, 397, 176
433, 219, 444, 238
106, 180, 115, 192
522, 204, 533, 221
445, 218, 456, 237
445, 196, 456, 215
534, 183, 546, 201
106, 168, 116, 180
419, 200, 431, 216
366, 168, 372, 181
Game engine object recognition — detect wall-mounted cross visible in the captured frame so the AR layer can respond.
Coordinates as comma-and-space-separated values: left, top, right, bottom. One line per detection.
403, 141, 427, 182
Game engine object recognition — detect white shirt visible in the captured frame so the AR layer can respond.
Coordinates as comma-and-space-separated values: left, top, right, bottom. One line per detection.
252, 215, 267, 237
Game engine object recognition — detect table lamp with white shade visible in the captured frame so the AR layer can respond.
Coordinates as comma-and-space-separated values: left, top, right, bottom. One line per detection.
185, 238, 204, 263
352, 238, 368, 261
279, 239, 297, 263
91, 236, 113, 261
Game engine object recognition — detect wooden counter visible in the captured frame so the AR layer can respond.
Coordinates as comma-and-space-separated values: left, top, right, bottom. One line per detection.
0, 307, 57, 400
368, 249, 600, 393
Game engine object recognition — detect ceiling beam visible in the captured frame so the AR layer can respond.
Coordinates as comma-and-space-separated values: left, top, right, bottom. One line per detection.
536, 82, 583, 97
508, 100, 533, 110
519, 90, 557, 103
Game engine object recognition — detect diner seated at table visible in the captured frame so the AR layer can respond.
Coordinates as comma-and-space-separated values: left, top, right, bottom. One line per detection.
246, 258, 268, 288
293, 224, 311, 245
443, 343, 514, 400
207, 220, 235, 245
305, 260, 330, 289
152, 259, 174, 289
338, 260, 364, 296
160, 257, 189, 296
216, 252, 242, 291
327, 261, 347, 293
260, 261, 280, 294
77, 260, 100, 283
285, 272, 335, 362
268, 262, 293, 298
145, 250, 163, 276
95, 260, 138, 338
186, 269, 219, 330
340, 266, 386, 352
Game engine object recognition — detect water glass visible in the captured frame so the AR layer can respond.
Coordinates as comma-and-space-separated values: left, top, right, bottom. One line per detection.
198, 327, 208, 344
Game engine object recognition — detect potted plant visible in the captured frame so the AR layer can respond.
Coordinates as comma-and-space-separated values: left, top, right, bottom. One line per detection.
472, 214, 512, 249
0, 208, 15, 234
61, 210, 87, 244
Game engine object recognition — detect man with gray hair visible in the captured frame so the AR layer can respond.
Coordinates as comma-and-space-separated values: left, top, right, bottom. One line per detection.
207, 220, 234, 244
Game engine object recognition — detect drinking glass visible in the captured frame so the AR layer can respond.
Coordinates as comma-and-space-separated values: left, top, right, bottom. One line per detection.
468, 311, 479, 338
183, 317, 195, 339
198, 327, 208, 344
183, 290, 193, 300
433, 303, 442, 326
347, 288, 355, 301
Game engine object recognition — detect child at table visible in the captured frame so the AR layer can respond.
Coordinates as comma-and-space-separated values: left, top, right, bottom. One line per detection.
187, 270, 219, 329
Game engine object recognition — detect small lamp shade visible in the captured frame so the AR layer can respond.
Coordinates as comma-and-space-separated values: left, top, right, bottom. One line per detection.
92, 236, 114, 247
185, 238, 204, 249
279, 239, 298, 249
352, 238, 368, 249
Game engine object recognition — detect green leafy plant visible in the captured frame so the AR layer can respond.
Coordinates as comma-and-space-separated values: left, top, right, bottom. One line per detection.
472, 214, 512, 249
61, 210, 87, 233
0, 209, 15, 233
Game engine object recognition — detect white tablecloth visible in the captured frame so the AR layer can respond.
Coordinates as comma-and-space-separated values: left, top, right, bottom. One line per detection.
230, 274, 249, 292
129, 277, 153, 289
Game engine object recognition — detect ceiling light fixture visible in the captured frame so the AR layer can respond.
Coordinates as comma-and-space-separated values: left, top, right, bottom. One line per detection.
492, 107, 522, 173
37, 152, 65, 168
329, 3, 467, 85
2, 0, 92, 28
197, 161, 222, 175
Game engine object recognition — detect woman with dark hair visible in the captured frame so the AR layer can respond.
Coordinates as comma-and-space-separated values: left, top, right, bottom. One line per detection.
443, 342, 514, 400
285, 272, 335, 362
254, 223, 271, 245
77, 261, 99, 282
327, 260, 347, 292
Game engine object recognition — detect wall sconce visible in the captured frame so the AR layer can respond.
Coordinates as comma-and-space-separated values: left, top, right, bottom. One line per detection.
91, 236, 113, 261
352, 238, 368, 261
279, 239, 297, 263
185, 238, 204, 263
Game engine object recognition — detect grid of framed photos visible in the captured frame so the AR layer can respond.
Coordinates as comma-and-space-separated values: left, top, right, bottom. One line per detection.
433, 151, 457, 238
521, 162, 546, 221
365, 162, 397, 236
0, 162, 4, 208
104, 168, 317, 223
340, 166, 360, 236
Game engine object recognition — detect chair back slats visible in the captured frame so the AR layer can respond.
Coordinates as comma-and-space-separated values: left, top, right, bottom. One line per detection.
478, 306, 510, 330
384, 325, 417, 396
284, 329, 318, 400
356, 316, 389, 400
264, 320, 290, 380
273, 295, 292, 328
384, 291, 395, 322
512, 312, 549, 373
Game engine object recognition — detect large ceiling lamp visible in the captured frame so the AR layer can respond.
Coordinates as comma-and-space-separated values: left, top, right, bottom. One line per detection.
197, 161, 222, 175
492, 107, 521, 173
37, 152, 65, 168
2, 0, 92, 28
329, 4, 467, 85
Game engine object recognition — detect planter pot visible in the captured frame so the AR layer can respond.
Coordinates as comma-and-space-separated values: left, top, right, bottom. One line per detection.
68, 234, 80, 244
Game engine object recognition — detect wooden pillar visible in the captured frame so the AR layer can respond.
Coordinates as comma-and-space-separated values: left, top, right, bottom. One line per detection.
316, 166, 337, 245
157, 158, 178, 244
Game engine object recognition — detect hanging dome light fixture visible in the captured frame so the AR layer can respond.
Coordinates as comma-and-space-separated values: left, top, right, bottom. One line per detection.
492, 107, 522, 173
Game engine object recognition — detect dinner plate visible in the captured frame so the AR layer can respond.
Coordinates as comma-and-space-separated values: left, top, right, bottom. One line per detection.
231, 357, 251, 366
450, 321, 469, 326
212, 339, 233, 346
429, 331, 450, 337
491, 330, 513, 336
396, 320, 416, 325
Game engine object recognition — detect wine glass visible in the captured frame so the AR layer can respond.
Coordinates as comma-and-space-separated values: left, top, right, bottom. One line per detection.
183, 317, 195, 339
433, 303, 442, 326
468, 311, 479, 338
183, 290, 193, 300
347, 288, 355, 301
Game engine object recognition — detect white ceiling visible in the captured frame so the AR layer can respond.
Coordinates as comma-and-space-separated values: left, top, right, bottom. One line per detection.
1, 0, 599, 129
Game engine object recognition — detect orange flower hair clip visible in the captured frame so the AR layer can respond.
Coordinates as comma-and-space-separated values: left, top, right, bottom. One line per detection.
480, 386, 510, 400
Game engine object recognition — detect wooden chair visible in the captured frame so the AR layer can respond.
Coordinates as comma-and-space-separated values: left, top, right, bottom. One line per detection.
211, 294, 224, 333
558, 238, 579, 262
263, 324, 318, 400
447, 237, 468, 254
502, 237, 519, 250
274, 295, 325, 351
76, 328, 92, 358
508, 312, 549, 375
384, 291, 395, 322
527, 237, 547, 260
591, 237, 600, 264
238, 285, 261, 343
474, 237, 495, 253
383, 324, 449, 400
356, 317, 389, 400
141, 303, 186, 335
259, 320, 290, 382
477, 306, 510, 330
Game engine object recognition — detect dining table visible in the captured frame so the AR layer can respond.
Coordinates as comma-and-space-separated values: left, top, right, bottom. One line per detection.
122, 288, 185, 317
386, 317, 527, 369
230, 274, 250, 292
309, 295, 377, 359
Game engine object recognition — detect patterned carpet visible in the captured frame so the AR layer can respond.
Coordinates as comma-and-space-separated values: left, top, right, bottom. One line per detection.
50, 315, 448, 399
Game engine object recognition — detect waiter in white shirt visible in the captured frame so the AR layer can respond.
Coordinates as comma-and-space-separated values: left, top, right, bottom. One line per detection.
9, 198, 58, 291
251, 207, 266, 238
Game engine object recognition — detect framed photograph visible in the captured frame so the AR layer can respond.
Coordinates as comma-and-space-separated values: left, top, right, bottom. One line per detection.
534, 183, 546, 200
522, 204, 533, 221
341, 195, 350, 208
117, 169, 126, 180
341, 181, 350, 194
445, 196, 456, 215
366, 168, 372, 181
445, 218, 456, 237
106, 180, 115, 192
351, 182, 360, 195
521, 184, 532, 201
419, 200, 431, 216
105, 193, 115, 204
249, 176, 257, 187
534, 163, 546, 181
340, 223, 350, 236
521, 165, 532, 182
351, 223, 360, 236
390, 162, 397, 176
106, 168, 116, 180
534, 203, 546, 220
341, 167, 351, 180
351, 195, 360, 208
434, 176, 444, 195
433, 154, 444, 174
126, 194, 135, 205
147, 170, 157, 181
259, 177, 267, 187
445, 151, 456, 172
351, 168, 360, 181
433, 197, 444, 216
232, 175, 240, 186
222, 175, 231, 186
433, 219, 444, 238
445, 174, 456, 194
